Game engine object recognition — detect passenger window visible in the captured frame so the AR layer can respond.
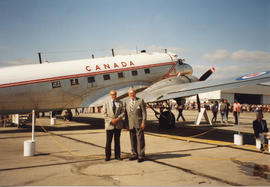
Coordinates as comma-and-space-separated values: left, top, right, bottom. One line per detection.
118, 72, 124, 78
131, 70, 138, 76
103, 74, 110, 80
70, 78, 79, 86
52, 81, 61, 88
144, 68, 150, 74
88, 76, 95, 83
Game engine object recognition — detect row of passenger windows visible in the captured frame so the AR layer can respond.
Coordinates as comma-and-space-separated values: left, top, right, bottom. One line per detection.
89, 68, 150, 83
52, 68, 151, 88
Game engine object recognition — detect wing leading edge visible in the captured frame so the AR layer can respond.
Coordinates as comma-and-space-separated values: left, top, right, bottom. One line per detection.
137, 71, 270, 103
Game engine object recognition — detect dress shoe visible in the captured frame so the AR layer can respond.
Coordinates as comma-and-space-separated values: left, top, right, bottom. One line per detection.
115, 157, 123, 160
137, 158, 145, 163
105, 157, 110, 161
129, 156, 138, 161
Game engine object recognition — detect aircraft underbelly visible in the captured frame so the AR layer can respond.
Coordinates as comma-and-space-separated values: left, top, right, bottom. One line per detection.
0, 82, 83, 114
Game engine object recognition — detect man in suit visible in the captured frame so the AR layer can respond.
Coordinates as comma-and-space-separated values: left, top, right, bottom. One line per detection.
103, 90, 125, 161
125, 88, 147, 163
253, 110, 269, 151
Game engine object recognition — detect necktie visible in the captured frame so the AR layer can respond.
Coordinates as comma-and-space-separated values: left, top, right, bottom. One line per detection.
112, 100, 116, 114
130, 99, 135, 112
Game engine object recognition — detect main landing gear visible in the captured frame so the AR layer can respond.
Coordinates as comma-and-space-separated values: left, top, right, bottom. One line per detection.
158, 110, 175, 129
148, 104, 175, 129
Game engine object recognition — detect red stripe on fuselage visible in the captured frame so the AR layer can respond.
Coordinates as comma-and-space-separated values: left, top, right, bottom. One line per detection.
0, 62, 174, 88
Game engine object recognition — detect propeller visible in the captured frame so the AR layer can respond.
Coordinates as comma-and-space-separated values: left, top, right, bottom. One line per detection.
199, 67, 215, 81
197, 67, 215, 112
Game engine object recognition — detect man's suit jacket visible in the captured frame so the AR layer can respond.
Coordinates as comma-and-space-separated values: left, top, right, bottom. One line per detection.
103, 100, 125, 130
253, 119, 268, 138
125, 97, 147, 129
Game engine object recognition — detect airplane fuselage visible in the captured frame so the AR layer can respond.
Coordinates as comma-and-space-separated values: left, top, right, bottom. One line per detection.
0, 52, 192, 114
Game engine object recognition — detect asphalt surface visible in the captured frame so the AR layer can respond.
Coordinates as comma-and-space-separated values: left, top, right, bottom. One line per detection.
0, 109, 270, 186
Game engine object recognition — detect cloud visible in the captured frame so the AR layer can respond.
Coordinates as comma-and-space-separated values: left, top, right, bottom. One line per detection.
0, 58, 36, 67
114, 48, 137, 55
0, 46, 9, 51
202, 49, 270, 63
202, 50, 230, 62
231, 50, 270, 62
113, 45, 192, 56
146, 45, 192, 55
193, 62, 270, 80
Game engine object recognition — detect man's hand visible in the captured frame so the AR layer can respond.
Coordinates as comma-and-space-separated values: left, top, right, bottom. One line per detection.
111, 118, 119, 125
126, 125, 129, 131
141, 122, 146, 130
264, 132, 270, 139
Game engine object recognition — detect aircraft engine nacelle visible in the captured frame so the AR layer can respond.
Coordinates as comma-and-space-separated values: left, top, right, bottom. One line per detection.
146, 74, 199, 92
175, 62, 193, 76
174, 98, 186, 105
139, 74, 199, 103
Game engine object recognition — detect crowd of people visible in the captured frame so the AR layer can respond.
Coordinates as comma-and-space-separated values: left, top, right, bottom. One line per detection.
182, 101, 270, 113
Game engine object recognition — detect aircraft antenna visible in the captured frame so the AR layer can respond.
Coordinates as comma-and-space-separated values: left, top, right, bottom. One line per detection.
38, 52, 42, 64
165, 49, 167, 53
92, 54, 94, 59
111, 48, 115, 57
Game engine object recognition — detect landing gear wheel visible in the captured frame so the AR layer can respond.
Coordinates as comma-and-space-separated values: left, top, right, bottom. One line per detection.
158, 111, 175, 129
67, 110, 73, 121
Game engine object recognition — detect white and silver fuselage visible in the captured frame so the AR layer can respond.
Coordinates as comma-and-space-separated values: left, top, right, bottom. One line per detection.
0, 52, 193, 114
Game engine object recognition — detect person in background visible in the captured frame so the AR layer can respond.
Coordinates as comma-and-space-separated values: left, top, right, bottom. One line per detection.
219, 99, 227, 124
176, 103, 186, 121
233, 100, 241, 124
211, 101, 218, 123
253, 110, 269, 151
224, 99, 230, 122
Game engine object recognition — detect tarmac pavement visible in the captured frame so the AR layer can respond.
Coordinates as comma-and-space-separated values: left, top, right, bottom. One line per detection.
0, 109, 270, 186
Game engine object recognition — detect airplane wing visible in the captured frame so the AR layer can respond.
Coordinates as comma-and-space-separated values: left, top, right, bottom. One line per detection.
80, 83, 149, 107
137, 71, 270, 103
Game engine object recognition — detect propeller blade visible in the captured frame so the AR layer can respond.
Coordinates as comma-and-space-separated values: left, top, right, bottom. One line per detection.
199, 67, 215, 81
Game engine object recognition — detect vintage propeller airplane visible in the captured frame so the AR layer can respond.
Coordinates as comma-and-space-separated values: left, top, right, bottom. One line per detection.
0, 50, 270, 128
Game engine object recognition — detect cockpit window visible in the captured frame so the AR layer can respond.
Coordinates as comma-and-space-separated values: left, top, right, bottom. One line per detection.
178, 59, 184, 64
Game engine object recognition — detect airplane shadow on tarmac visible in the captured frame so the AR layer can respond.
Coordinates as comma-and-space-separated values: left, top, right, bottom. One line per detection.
71, 117, 256, 147
144, 120, 256, 146
72, 116, 257, 147
0, 116, 256, 147
0, 116, 104, 134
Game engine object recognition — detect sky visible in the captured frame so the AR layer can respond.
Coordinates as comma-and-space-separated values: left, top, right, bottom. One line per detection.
0, 0, 269, 80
